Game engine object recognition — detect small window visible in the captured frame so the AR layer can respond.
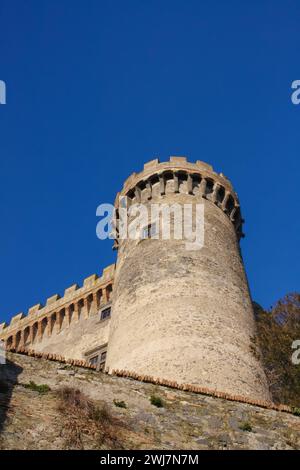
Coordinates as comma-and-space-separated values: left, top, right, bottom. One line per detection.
100, 307, 111, 321
120, 196, 127, 208
142, 222, 158, 239
89, 356, 98, 366
100, 351, 107, 362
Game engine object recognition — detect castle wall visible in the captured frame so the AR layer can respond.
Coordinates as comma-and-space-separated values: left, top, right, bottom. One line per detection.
0, 265, 115, 360
31, 306, 111, 360
105, 157, 271, 401
0, 156, 271, 403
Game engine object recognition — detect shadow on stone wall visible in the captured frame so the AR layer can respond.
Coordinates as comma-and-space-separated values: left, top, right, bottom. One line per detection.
0, 359, 23, 435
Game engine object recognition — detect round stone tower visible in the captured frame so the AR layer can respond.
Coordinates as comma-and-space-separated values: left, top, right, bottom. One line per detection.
105, 157, 270, 401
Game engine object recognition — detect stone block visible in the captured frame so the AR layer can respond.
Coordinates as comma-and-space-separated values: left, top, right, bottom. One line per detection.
196, 160, 213, 172
46, 294, 61, 305
83, 274, 98, 287
64, 284, 78, 296
10, 312, 25, 326
169, 156, 187, 163
28, 304, 43, 315
143, 159, 160, 171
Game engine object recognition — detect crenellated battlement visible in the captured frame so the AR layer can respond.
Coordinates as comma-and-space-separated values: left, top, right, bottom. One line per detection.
0, 264, 115, 348
113, 156, 244, 244
118, 156, 233, 193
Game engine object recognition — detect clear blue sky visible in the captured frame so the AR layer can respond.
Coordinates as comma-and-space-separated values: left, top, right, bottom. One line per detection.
0, 0, 299, 323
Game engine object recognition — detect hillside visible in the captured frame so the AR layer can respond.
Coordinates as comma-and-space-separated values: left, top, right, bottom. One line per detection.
0, 352, 299, 450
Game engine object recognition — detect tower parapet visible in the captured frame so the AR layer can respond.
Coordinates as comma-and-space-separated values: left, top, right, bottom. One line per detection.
113, 157, 244, 251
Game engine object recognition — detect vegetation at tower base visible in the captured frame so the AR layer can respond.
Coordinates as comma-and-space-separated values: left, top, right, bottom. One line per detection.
252, 293, 300, 408
56, 386, 123, 449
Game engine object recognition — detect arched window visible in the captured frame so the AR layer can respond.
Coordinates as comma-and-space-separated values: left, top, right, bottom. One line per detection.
87, 294, 93, 315
96, 290, 102, 308
50, 313, 57, 334
24, 326, 30, 345
41, 318, 48, 338
78, 299, 84, 319
69, 304, 75, 324
15, 331, 21, 348
58, 309, 66, 330
226, 195, 235, 213
32, 322, 38, 343
217, 185, 225, 204
205, 178, 214, 197
106, 284, 113, 302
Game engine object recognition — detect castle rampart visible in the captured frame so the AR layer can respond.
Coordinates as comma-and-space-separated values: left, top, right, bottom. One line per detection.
0, 264, 115, 360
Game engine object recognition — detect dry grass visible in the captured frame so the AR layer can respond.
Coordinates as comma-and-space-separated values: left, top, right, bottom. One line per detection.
57, 386, 124, 449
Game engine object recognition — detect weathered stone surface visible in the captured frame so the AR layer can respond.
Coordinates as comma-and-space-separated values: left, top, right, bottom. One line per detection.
32, 312, 110, 360
0, 353, 299, 450
0, 158, 272, 403
106, 158, 270, 401
0, 266, 115, 360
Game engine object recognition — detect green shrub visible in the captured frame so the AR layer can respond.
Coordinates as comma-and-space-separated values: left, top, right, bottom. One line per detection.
292, 407, 300, 416
113, 399, 127, 409
150, 395, 164, 408
23, 381, 51, 394
239, 422, 252, 432
252, 294, 300, 407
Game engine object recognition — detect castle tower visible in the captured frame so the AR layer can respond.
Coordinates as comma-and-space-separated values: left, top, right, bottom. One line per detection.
105, 157, 270, 401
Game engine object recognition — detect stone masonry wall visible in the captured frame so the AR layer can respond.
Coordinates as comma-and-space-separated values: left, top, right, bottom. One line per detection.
0, 265, 115, 360
106, 157, 271, 402
0, 352, 299, 450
